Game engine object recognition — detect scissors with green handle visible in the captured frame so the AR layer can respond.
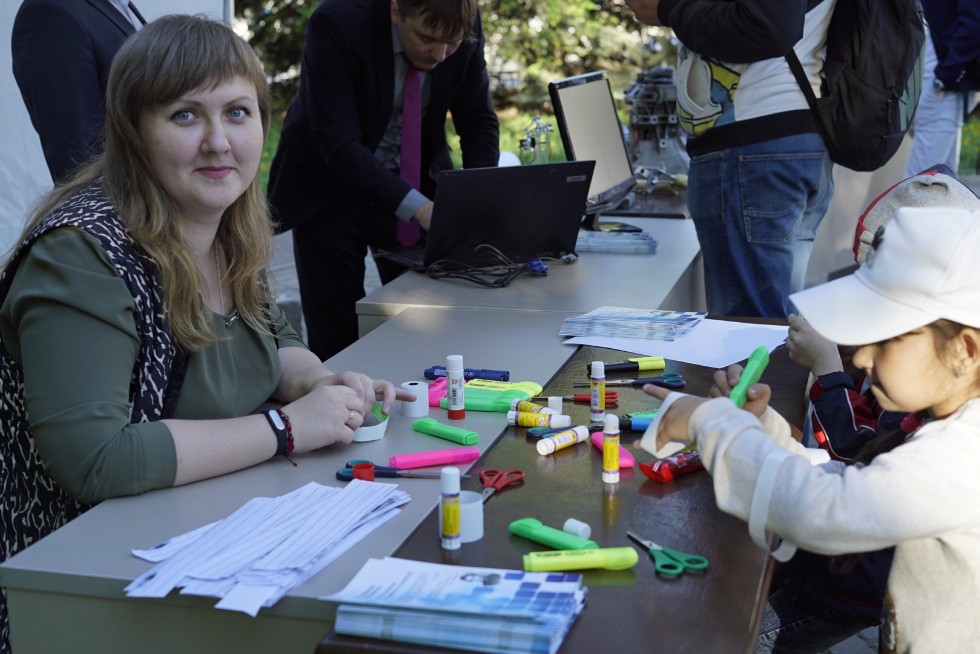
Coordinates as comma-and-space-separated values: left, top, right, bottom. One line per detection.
626, 530, 709, 577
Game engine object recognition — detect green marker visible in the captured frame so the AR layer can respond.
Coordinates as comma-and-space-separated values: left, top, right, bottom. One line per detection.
509, 518, 598, 551
729, 346, 770, 408
412, 417, 480, 445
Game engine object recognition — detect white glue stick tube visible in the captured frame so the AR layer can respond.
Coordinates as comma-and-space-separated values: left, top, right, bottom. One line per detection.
536, 426, 589, 455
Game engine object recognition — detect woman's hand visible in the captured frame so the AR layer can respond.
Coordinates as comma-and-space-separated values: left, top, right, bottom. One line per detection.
282, 384, 368, 453
316, 371, 416, 416
277, 349, 415, 416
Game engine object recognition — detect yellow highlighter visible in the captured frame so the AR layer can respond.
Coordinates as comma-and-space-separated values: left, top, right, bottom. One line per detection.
523, 547, 638, 572
587, 357, 666, 374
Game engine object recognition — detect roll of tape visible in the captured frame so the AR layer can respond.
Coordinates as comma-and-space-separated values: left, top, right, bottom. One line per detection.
353, 402, 388, 442
563, 518, 592, 540
400, 381, 430, 418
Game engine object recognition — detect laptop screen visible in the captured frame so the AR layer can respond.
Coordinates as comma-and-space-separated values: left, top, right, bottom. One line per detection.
549, 71, 636, 215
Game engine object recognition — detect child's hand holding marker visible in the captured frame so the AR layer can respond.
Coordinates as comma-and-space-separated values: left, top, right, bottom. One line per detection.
640, 347, 771, 457
709, 346, 772, 419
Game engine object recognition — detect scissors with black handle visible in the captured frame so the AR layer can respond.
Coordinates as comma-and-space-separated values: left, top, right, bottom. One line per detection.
627, 530, 709, 577
574, 372, 685, 389
479, 468, 525, 503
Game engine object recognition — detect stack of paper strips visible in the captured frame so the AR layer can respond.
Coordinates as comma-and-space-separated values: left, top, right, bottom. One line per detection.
575, 230, 658, 253
324, 557, 587, 654
125, 480, 410, 616
559, 306, 707, 341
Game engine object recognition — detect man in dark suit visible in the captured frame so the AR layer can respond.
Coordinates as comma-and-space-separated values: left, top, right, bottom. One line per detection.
268, 0, 499, 360
12, 0, 144, 184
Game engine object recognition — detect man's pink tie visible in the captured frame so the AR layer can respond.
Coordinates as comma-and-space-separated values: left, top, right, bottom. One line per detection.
397, 64, 421, 247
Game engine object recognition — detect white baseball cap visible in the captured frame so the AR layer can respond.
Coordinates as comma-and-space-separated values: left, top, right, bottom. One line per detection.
791, 207, 980, 346
852, 166, 980, 263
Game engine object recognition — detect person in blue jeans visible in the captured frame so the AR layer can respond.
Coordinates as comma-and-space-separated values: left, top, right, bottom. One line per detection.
625, 0, 834, 317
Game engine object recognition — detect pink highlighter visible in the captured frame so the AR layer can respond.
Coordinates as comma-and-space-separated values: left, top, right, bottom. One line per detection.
590, 432, 635, 469
388, 445, 480, 470
428, 377, 448, 407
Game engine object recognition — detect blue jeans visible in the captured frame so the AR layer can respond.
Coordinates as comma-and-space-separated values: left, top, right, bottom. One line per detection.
755, 548, 890, 654
755, 588, 879, 654
688, 133, 834, 317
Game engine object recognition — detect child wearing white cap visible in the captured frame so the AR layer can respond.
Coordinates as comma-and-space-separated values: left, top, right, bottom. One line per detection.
642, 207, 980, 653
740, 167, 980, 653
787, 165, 978, 462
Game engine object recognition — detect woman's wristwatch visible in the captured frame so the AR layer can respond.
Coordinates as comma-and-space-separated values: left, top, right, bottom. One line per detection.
265, 408, 295, 459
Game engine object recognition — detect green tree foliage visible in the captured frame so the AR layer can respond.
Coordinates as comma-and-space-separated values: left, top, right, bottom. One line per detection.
481, 0, 672, 107
236, 0, 317, 113
236, 0, 676, 114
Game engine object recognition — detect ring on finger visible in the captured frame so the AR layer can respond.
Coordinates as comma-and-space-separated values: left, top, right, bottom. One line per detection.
345, 410, 357, 427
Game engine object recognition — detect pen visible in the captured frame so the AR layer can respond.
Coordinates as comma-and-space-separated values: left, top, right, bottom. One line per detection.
619, 411, 657, 432
424, 366, 510, 381
586, 357, 665, 374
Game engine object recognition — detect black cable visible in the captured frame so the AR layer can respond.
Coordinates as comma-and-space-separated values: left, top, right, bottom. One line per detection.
426, 244, 544, 288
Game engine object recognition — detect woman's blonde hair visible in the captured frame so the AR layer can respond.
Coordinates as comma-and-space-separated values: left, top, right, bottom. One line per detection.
14, 14, 275, 352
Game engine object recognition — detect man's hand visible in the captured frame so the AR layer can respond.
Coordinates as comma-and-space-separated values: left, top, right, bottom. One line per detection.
413, 201, 434, 231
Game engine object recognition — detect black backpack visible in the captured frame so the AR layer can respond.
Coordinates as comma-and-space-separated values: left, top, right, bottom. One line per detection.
786, 0, 926, 172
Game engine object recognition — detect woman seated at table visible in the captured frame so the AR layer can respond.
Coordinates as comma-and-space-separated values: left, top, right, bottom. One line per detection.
0, 14, 411, 647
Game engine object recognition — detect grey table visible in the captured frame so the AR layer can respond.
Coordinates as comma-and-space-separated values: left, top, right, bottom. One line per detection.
0, 308, 580, 654
357, 217, 704, 337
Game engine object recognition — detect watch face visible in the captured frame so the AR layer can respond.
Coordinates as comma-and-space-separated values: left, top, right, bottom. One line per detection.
268, 410, 285, 430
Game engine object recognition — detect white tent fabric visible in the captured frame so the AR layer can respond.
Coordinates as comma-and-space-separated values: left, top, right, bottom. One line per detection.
0, 1, 230, 255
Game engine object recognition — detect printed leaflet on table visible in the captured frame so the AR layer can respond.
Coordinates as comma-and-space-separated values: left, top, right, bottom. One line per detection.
559, 306, 706, 341
323, 557, 587, 654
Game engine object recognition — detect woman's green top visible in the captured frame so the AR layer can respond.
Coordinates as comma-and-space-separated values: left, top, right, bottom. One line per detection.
0, 227, 305, 503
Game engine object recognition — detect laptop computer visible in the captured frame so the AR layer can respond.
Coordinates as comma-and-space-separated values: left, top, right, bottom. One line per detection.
377, 160, 595, 271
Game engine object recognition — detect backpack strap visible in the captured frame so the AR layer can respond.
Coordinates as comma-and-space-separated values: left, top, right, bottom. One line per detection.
786, 49, 821, 122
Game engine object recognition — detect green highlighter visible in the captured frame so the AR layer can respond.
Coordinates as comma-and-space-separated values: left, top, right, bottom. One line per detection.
509, 518, 598, 550
412, 417, 480, 445
729, 346, 770, 408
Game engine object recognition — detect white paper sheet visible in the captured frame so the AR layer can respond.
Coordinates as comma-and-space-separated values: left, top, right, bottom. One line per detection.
565, 318, 789, 369
126, 480, 410, 616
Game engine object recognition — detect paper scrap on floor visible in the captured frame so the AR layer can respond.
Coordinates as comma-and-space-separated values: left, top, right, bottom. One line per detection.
125, 480, 410, 616
565, 318, 789, 369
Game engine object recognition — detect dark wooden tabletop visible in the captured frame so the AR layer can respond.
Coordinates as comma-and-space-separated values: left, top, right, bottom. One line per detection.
318, 339, 806, 654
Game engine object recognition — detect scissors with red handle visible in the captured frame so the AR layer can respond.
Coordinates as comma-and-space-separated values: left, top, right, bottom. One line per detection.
479, 468, 525, 503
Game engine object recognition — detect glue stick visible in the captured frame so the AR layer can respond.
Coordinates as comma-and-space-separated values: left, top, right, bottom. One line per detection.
639, 450, 704, 482
602, 414, 620, 484
507, 411, 572, 429
440, 467, 461, 550
446, 355, 465, 420
536, 426, 589, 455
509, 399, 557, 414
590, 361, 605, 423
